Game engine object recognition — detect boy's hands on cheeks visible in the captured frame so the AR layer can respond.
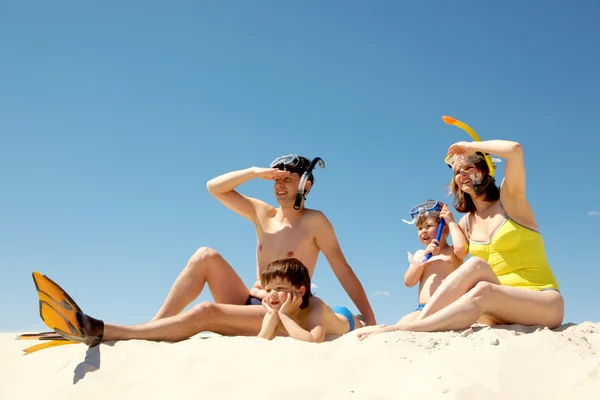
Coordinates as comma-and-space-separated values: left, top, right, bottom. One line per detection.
258, 295, 281, 340
262, 298, 279, 318
278, 291, 303, 316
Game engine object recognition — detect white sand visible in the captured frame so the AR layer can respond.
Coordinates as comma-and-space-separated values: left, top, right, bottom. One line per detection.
1, 322, 599, 399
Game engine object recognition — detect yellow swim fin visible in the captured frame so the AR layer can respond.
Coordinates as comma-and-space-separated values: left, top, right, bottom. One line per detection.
31, 272, 104, 348
32, 272, 86, 341
22, 340, 79, 355
17, 331, 67, 341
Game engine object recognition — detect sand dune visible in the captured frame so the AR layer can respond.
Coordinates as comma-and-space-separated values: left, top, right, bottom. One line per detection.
2, 322, 599, 399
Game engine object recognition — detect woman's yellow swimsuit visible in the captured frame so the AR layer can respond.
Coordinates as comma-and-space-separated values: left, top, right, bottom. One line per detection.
465, 200, 560, 291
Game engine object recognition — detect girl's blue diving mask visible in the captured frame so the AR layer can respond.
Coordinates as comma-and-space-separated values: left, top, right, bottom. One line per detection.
401, 200, 443, 225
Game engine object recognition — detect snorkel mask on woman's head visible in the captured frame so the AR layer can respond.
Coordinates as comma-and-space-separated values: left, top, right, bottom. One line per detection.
401, 200, 443, 225
269, 154, 325, 210
445, 152, 495, 196
441, 116, 500, 196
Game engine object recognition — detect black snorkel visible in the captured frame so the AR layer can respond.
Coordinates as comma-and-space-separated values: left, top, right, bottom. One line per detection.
294, 157, 325, 210
471, 152, 495, 196
473, 174, 494, 196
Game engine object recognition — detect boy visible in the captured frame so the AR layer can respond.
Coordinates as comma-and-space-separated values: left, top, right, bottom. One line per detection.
257, 257, 364, 343
399, 200, 468, 323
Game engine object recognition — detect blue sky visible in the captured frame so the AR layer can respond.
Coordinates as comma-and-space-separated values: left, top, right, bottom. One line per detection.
1, 1, 599, 332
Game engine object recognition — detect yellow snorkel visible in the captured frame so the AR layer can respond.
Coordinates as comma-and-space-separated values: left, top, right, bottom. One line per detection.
442, 116, 500, 196
442, 116, 496, 177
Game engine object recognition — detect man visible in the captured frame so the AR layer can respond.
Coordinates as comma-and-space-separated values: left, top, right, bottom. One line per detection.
31, 154, 376, 345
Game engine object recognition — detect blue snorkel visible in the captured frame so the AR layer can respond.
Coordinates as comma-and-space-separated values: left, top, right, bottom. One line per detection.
294, 157, 325, 210
402, 201, 445, 264
421, 217, 445, 263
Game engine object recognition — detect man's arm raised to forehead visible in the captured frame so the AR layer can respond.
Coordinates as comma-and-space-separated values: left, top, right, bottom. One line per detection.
312, 211, 377, 325
207, 167, 271, 222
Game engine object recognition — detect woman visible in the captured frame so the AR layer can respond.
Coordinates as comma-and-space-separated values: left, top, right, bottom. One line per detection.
358, 139, 563, 339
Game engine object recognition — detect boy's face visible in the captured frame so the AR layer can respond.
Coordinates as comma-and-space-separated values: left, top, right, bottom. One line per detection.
416, 217, 441, 246
263, 277, 306, 311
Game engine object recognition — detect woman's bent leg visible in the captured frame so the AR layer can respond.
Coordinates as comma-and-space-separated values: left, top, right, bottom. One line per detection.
404, 282, 564, 332
415, 257, 501, 321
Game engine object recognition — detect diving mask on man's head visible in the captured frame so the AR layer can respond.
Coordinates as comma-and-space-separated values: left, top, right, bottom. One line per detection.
401, 200, 443, 226
269, 154, 326, 210
270, 154, 311, 174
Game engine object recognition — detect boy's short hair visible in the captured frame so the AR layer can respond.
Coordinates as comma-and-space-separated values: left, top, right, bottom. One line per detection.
261, 258, 313, 309
415, 199, 441, 228
415, 213, 440, 228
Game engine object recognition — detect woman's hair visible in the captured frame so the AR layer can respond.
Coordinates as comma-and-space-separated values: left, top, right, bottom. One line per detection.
261, 257, 313, 309
449, 155, 500, 213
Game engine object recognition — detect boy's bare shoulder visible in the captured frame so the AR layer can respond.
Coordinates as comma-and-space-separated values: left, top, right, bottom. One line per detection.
307, 295, 327, 309
305, 296, 330, 316
301, 297, 329, 329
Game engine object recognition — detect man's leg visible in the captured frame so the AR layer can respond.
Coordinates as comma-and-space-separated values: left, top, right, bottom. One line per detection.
104, 302, 266, 342
152, 247, 251, 320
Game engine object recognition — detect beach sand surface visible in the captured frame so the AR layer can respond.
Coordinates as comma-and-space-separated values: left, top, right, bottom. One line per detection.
1, 322, 599, 399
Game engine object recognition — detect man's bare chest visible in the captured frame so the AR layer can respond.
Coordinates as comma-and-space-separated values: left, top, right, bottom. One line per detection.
260, 224, 313, 252
257, 217, 319, 261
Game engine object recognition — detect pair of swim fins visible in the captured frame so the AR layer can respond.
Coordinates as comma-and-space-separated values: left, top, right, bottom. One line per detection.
18, 272, 105, 355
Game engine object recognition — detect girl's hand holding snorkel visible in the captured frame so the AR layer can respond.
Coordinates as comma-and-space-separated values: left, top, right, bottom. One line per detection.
425, 240, 440, 257
439, 203, 455, 224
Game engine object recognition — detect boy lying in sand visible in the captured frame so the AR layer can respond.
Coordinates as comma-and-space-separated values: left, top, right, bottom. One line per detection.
398, 200, 468, 323
257, 257, 364, 342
